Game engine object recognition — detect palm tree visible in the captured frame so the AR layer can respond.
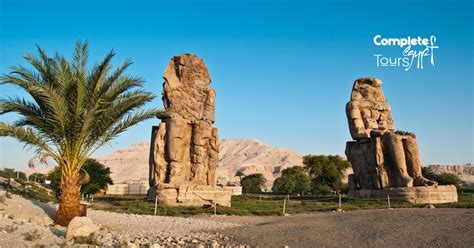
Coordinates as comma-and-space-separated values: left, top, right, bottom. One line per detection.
0, 42, 164, 226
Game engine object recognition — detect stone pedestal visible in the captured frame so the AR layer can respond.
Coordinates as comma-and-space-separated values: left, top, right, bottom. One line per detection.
349, 185, 458, 204
148, 184, 232, 207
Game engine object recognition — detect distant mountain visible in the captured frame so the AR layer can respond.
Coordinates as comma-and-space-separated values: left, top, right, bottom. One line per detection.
95, 142, 150, 184
427, 164, 474, 185
24, 140, 474, 188
92, 139, 304, 189
217, 139, 303, 189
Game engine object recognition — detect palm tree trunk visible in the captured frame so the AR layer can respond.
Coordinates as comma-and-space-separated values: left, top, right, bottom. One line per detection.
54, 171, 81, 226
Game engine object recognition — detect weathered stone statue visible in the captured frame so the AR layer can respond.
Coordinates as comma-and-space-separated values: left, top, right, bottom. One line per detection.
345, 77, 457, 203
148, 54, 231, 207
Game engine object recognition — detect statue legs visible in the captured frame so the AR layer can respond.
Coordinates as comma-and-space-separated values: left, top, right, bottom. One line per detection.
382, 132, 414, 187
382, 132, 437, 187
167, 118, 190, 185
403, 136, 437, 186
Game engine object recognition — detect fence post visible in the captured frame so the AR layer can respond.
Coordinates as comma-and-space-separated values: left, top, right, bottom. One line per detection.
154, 194, 158, 215
339, 194, 342, 208
213, 194, 217, 215
387, 195, 391, 209
282, 197, 287, 215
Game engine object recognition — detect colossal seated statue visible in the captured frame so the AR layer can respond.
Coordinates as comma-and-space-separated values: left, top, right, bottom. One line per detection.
345, 77, 436, 189
148, 54, 231, 207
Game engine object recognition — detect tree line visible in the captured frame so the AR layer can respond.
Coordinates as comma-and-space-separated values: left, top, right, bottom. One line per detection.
237, 155, 465, 195
237, 155, 350, 195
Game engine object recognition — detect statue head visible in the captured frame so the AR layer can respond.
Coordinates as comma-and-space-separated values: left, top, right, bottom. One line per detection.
161, 54, 215, 122
346, 77, 395, 140
351, 77, 385, 101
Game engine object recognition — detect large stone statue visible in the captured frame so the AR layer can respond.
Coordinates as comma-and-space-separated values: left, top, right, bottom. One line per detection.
345, 77, 457, 204
148, 54, 231, 207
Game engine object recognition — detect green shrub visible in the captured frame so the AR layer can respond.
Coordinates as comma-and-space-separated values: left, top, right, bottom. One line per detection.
422, 167, 462, 188
312, 183, 334, 195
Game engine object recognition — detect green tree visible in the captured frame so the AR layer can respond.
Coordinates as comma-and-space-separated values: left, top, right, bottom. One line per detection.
28, 173, 46, 182
234, 171, 245, 182
241, 173, 266, 194
0, 42, 164, 226
47, 167, 61, 198
48, 159, 113, 198
303, 155, 350, 196
0, 168, 27, 182
272, 166, 311, 195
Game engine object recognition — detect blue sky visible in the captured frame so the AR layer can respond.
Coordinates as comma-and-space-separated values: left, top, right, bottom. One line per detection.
1, 0, 473, 170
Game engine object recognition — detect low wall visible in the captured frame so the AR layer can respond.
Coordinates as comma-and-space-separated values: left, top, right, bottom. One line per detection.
106, 183, 149, 196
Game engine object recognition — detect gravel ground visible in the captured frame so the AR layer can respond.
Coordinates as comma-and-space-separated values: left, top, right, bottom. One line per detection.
219, 208, 474, 247
0, 189, 242, 247
2, 189, 473, 247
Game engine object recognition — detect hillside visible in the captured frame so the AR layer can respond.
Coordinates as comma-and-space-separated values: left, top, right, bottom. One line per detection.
91, 139, 303, 189
428, 164, 474, 185
24, 140, 474, 188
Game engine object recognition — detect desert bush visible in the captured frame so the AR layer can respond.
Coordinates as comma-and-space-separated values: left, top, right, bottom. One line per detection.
73, 233, 100, 245
1, 182, 56, 203
0, 195, 5, 204
23, 229, 41, 241
3, 225, 18, 233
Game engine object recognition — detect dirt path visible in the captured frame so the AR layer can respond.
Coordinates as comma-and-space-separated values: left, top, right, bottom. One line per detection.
219, 208, 474, 247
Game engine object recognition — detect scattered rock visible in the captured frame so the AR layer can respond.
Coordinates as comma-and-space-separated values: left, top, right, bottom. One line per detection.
65, 216, 99, 240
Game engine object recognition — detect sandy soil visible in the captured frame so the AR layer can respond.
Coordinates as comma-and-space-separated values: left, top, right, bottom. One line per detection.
218, 208, 474, 247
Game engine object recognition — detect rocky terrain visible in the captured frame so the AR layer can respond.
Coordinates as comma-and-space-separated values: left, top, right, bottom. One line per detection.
2, 187, 473, 247
0, 188, 241, 247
